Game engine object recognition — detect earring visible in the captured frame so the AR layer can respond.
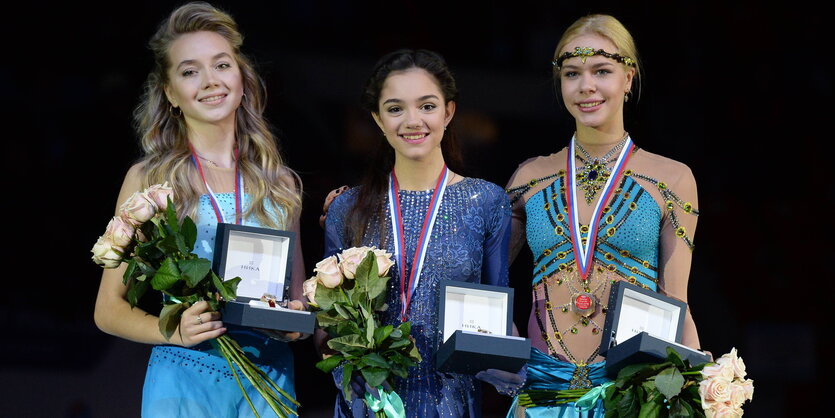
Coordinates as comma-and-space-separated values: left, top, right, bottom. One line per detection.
168, 104, 182, 117
624, 91, 632, 103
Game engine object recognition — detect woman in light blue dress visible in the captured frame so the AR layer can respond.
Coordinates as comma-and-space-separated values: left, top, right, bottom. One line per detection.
93, 2, 306, 416
320, 49, 512, 417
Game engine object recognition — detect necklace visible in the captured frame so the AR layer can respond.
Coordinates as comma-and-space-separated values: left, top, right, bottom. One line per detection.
193, 151, 236, 168
573, 134, 628, 204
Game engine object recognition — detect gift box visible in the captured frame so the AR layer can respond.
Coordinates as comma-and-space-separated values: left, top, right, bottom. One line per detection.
599, 281, 710, 378
213, 223, 314, 334
435, 281, 530, 374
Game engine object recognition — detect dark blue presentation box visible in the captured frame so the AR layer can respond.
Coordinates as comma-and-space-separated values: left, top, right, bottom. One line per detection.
600, 281, 710, 378
435, 281, 530, 374
213, 223, 314, 334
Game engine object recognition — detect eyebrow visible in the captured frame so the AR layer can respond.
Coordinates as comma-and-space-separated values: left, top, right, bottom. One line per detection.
561, 61, 616, 70
175, 52, 233, 70
381, 94, 441, 105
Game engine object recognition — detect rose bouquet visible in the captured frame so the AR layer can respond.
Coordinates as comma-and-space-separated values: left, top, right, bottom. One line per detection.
91, 183, 299, 417
518, 347, 753, 417
304, 247, 421, 418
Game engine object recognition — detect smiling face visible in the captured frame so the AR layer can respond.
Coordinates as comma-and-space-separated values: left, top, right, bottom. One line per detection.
164, 31, 243, 129
372, 68, 456, 164
559, 34, 635, 134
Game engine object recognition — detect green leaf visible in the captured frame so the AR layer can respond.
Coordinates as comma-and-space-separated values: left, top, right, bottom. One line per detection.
669, 397, 696, 417
374, 325, 394, 346
361, 353, 390, 370
126, 277, 149, 308
158, 302, 188, 340
166, 201, 179, 234
315, 354, 345, 373
334, 303, 357, 320
407, 342, 421, 362
315, 286, 340, 311
388, 338, 411, 349
180, 215, 197, 252
655, 366, 685, 400
151, 257, 181, 290
638, 390, 668, 418
617, 387, 640, 418
337, 320, 362, 337
342, 362, 355, 402
398, 322, 412, 336
666, 346, 686, 370
328, 334, 371, 353
316, 311, 345, 327
389, 328, 403, 339
179, 258, 211, 288
123, 259, 138, 285
360, 367, 388, 388
603, 384, 621, 414
363, 305, 376, 346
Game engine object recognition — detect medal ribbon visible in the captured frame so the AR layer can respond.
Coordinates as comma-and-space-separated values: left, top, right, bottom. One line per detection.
388, 165, 449, 321
190, 144, 244, 224
565, 135, 634, 279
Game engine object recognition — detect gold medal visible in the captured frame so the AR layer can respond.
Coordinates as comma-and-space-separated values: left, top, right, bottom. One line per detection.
571, 292, 596, 317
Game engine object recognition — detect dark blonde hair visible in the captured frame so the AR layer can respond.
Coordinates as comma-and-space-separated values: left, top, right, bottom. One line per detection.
553, 14, 642, 102
133, 1, 301, 228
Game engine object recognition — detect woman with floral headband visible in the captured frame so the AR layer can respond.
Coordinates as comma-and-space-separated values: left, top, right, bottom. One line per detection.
93, 2, 307, 416
502, 14, 703, 416
320, 49, 513, 417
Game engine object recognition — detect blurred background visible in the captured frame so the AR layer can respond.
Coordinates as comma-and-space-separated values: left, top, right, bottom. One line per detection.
1, 0, 829, 416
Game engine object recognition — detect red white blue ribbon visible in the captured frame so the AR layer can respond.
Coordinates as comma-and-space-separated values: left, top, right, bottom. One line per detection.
190, 144, 244, 225
565, 135, 634, 279
388, 165, 449, 321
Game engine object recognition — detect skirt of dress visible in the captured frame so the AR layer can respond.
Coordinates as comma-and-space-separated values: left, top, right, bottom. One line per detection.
141, 328, 296, 418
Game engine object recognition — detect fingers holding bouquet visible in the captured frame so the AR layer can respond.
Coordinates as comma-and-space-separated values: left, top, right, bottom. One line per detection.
178, 300, 226, 347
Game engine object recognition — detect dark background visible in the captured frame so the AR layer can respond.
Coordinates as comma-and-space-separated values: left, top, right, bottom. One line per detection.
2, 1, 829, 417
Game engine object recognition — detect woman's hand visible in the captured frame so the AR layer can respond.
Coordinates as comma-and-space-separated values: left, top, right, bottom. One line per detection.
475, 366, 527, 397
255, 300, 311, 342
177, 300, 225, 347
320, 185, 350, 228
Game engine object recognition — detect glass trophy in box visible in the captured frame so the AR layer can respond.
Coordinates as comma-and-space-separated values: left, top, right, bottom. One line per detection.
435, 281, 530, 375
599, 281, 710, 378
212, 223, 314, 334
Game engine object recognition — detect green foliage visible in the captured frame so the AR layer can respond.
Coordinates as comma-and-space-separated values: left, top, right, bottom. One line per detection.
311, 250, 421, 402
119, 200, 241, 341
603, 347, 707, 418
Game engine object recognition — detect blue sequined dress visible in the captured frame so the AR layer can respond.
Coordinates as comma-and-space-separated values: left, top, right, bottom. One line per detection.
141, 194, 296, 418
323, 177, 512, 418
504, 148, 699, 417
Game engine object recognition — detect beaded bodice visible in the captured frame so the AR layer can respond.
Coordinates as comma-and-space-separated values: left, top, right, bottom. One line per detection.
523, 172, 661, 290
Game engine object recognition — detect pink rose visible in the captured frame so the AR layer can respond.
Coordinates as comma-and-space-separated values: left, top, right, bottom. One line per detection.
104, 216, 135, 248
728, 382, 748, 409
315, 255, 343, 288
303, 277, 319, 305
91, 236, 124, 268
739, 378, 754, 402
716, 347, 747, 379
119, 191, 158, 226
705, 401, 742, 418
338, 247, 373, 279
702, 362, 734, 381
699, 376, 731, 405
145, 182, 174, 211
371, 247, 395, 277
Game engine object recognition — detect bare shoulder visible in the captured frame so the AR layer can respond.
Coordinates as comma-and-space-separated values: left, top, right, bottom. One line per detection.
506, 149, 566, 189
635, 149, 697, 192
113, 162, 148, 213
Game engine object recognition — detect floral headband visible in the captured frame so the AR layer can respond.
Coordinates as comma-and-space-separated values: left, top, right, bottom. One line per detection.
553, 47, 636, 70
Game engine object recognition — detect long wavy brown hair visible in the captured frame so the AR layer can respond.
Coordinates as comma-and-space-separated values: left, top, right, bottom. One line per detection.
133, 1, 301, 228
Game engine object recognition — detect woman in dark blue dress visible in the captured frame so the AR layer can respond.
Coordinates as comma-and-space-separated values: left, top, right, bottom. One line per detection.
320, 49, 512, 417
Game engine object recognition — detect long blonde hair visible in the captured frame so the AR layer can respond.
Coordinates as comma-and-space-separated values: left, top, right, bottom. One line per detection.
553, 14, 642, 102
133, 1, 301, 228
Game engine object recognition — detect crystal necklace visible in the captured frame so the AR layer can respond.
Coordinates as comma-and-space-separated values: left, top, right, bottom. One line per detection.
573, 134, 628, 204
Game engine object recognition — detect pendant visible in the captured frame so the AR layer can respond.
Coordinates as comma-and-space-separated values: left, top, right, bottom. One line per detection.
576, 160, 611, 204
571, 292, 597, 317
